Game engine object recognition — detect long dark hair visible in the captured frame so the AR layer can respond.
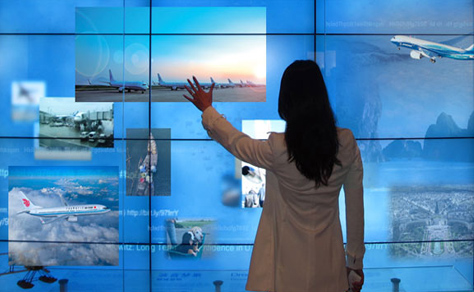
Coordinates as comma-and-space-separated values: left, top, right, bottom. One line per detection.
278, 60, 341, 187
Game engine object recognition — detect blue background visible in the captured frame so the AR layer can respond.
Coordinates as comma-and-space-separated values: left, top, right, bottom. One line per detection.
0, 1, 472, 291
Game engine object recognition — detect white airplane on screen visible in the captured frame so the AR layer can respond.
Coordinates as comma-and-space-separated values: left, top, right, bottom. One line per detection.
157, 73, 215, 90
157, 73, 187, 90
108, 69, 148, 93
391, 35, 474, 63
210, 77, 237, 89
17, 191, 110, 224
226, 79, 237, 88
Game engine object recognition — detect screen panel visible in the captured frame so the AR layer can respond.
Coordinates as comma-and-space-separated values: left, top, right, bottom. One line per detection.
0, 0, 472, 291
318, 0, 474, 35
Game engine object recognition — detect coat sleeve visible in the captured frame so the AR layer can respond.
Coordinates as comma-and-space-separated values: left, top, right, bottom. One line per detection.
201, 106, 274, 170
343, 131, 365, 270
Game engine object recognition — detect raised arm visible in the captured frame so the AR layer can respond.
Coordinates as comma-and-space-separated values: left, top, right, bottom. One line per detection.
184, 77, 274, 170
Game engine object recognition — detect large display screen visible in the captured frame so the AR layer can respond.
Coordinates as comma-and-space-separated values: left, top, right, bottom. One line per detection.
0, 0, 472, 291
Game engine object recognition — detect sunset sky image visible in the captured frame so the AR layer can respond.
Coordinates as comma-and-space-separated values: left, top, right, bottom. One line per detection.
75, 7, 266, 85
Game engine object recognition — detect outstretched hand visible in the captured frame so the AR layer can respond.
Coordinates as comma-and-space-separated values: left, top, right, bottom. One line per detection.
183, 76, 215, 112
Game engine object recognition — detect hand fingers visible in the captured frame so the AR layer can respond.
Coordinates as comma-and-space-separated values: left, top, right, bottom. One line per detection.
209, 82, 215, 93
183, 94, 193, 103
184, 85, 195, 97
186, 79, 197, 93
193, 76, 203, 91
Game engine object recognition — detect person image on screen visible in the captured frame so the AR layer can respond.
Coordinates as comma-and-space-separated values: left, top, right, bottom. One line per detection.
183, 60, 365, 292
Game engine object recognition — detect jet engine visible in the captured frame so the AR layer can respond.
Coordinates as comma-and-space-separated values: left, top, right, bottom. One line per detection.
410, 50, 423, 60
67, 216, 78, 222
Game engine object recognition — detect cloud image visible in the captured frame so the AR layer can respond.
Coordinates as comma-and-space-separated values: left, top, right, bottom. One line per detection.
9, 173, 119, 267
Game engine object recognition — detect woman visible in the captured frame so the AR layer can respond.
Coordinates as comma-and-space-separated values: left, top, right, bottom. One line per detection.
184, 60, 365, 292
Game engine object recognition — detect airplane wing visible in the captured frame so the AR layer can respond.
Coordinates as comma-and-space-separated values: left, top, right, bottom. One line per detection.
59, 194, 68, 206
40, 215, 69, 224
419, 48, 438, 58
441, 33, 474, 47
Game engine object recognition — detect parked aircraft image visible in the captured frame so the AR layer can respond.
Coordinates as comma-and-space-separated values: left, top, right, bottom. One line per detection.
157, 74, 217, 90
391, 35, 474, 63
226, 79, 238, 88
157, 73, 187, 90
50, 111, 89, 127
107, 69, 148, 93
17, 191, 110, 224
210, 77, 236, 89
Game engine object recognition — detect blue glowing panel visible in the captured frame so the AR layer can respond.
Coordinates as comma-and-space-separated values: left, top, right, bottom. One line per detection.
317, 35, 474, 140
319, 0, 473, 34
0, 35, 75, 138
76, 7, 151, 34
151, 7, 265, 34
152, 0, 314, 33
0, 0, 145, 34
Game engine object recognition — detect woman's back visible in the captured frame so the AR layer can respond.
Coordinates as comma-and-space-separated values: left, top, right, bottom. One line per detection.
184, 60, 365, 292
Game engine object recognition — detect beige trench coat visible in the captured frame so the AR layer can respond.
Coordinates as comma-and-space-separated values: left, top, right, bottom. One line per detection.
202, 107, 365, 292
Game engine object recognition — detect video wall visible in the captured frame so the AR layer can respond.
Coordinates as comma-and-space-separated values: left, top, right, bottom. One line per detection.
0, 0, 473, 291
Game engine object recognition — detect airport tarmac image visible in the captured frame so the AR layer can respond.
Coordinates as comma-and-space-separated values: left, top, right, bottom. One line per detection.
75, 86, 266, 102
39, 123, 114, 148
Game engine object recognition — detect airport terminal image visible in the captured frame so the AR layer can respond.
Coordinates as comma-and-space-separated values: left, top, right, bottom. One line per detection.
0, 0, 473, 291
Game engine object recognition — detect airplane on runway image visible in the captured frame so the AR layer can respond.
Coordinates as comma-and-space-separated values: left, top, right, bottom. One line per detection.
158, 73, 216, 90
17, 191, 110, 224
391, 35, 474, 63
226, 79, 238, 88
107, 69, 148, 93
157, 73, 187, 90
210, 77, 237, 89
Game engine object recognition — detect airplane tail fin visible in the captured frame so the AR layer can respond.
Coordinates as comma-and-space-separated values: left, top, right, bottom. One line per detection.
109, 69, 115, 82
157, 73, 164, 84
465, 44, 474, 52
228, 78, 233, 83
17, 191, 41, 213
210, 77, 215, 83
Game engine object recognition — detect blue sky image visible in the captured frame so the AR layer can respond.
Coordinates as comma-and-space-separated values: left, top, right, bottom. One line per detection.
75, 7, 266, 85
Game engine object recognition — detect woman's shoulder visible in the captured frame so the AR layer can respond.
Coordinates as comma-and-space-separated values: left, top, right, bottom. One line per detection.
337, 127, 356, 143
267, 132, 287, 155
336, 127, 360, 162
268, 132, 285, 144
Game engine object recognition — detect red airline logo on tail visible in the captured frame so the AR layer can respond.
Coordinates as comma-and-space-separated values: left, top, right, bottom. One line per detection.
22, 199, 30, 207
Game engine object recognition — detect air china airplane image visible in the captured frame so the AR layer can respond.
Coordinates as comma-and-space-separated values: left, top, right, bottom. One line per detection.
108, 69, 148, 93
391, 35, 474, 63
17, 191, 110, 224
